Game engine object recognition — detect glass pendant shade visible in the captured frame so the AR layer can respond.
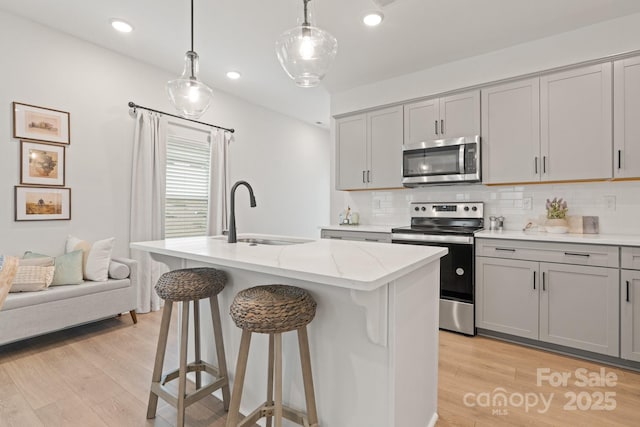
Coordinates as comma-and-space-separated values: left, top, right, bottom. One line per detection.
276, 24, 337, 87
166, 51, 213, 119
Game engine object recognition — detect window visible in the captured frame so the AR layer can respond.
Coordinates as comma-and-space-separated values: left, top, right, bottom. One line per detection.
165, 126, 211, 238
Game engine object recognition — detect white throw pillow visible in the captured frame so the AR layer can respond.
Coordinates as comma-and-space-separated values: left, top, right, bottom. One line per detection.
10, 265, 55, 292
65, 236, 115, 281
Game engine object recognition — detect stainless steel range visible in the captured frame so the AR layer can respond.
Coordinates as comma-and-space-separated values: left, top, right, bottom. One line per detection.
391, 202, 484, 335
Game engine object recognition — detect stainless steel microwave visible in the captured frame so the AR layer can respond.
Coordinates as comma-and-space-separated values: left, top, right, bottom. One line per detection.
402, 136, 481, 186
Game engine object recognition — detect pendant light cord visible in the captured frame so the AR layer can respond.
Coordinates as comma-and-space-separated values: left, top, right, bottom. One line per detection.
190, 0, 194, 52
303, 0, 310, 26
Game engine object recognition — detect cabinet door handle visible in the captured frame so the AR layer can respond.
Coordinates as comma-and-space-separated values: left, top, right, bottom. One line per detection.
543, 156, 547, 174
627, 281, 630, 302
364, 238, 379, 242
441, 119, 445, 135
564, 252, 590, 258
435, 120, 438, 135
535, 157, 538, 174
618, 150, 622, 170
367, 170, 371, 183
329, 236, 343, 240
533, 271, 536, 290
542, 272, 546, 291
495, 247, 516, 252
362, 170, 366, 183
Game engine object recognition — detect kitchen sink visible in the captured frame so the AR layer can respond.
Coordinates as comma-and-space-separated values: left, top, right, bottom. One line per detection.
211, 235, 311, 246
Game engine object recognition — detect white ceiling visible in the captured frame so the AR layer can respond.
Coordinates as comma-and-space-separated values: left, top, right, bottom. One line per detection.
2, 0, 640, 127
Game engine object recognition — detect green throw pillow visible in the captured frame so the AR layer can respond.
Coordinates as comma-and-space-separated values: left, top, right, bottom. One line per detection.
23, 250, 84, 286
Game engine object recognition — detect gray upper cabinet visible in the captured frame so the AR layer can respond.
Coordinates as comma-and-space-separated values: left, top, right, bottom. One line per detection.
540, 63, 613, 181
614, 56, 640, 179
404, 90, 480, 145
336, 113, 367, 190
335, 106, 403, 190
481, 78, 540, 184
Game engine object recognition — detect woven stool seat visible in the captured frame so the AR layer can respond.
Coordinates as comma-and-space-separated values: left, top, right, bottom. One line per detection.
230, 285, 317, 334
155, 267, 226, 301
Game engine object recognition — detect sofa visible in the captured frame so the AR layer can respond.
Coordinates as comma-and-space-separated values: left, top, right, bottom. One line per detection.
0, 257, 138, 346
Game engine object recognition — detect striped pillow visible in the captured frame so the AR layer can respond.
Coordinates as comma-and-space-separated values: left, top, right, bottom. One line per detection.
10, 265, 55, 292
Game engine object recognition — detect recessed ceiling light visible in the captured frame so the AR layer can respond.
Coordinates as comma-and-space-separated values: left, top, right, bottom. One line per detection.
226, 71, 242, 80
110, 19, 133, 33
363, 12, 384, 27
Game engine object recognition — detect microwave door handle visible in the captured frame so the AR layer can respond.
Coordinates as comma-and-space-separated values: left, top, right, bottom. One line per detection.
459, 144, 465, 173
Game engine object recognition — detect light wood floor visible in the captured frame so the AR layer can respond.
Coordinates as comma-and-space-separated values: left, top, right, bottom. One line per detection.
1, 311, 639, 426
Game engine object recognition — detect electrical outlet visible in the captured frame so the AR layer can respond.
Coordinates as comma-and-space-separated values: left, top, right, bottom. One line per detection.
523, 197, 533, 210
603, 195, 616, 211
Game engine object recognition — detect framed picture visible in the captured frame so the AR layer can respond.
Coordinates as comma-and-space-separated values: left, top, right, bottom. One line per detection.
20, 140, 65, 186
15, 186, 71, 221
13, 102, 70, 145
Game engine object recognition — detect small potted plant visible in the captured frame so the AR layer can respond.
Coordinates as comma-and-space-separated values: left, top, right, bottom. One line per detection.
545, 197, 569, 233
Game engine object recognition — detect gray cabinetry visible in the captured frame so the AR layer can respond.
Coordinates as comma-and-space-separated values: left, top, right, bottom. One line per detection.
476, 238, 620, 356
476, 257, 538, 339
320, 228, 391, 243
539, 262, 619, 356
481, 78, 540, 184
614, 56, 640, 179
622, 247, 640, 362
540, 63, 613, 181
336, 106, 403, 190
404, 90, 480, 145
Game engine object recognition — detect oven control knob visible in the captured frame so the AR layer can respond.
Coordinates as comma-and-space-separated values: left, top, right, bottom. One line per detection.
421, 207, 426, 211
464, 206, 470, 211
414, 207, 420, 212
472, 206, 478, 211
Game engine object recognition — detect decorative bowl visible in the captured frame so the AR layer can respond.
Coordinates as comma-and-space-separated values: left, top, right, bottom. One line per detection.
546, 225, 569, 234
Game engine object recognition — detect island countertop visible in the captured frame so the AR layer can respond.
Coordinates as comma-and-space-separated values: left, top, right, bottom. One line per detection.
131, 233, 447, 292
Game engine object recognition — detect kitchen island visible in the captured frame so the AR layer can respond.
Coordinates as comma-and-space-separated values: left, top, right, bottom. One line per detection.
131, 234, 447, 427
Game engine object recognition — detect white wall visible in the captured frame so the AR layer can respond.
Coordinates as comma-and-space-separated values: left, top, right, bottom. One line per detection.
0, 10, 330, 258
329, 12, 640, 234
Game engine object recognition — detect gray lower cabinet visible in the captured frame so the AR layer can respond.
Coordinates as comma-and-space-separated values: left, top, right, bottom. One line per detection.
476, 238, 620, 357
539, 263, 619, 357
476, 257, 538, 339
621, 247, 640, 362
320, 228, 391, 243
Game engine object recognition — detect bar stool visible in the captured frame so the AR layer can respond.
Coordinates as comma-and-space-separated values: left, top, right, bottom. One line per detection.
226, 285, 318, 427
147, 268, 231, 427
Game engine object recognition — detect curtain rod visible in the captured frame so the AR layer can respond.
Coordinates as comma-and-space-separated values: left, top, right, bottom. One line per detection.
128, 101, 235, 133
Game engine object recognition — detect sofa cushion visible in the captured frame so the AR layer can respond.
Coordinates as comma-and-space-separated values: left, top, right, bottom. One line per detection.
108, 261, 130, 280
10, 265, 55, 292
24, 250, 84, 286
2, 278, 131, 311
66, 236, 114, 281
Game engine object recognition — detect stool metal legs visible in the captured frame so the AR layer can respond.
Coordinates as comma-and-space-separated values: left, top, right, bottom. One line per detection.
226, 326, 318, 427
147, 298, 230, 427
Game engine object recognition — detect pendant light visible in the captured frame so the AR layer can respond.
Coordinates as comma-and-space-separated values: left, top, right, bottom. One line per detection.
275, 0, 338, 88
166, 0, 213, 119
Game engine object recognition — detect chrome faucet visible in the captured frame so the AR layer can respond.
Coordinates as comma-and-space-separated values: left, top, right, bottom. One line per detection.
228, 180, 257, 243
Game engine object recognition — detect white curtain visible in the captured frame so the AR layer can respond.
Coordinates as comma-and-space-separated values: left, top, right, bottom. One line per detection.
207, 129, 232, 235
130, 111, 167, 313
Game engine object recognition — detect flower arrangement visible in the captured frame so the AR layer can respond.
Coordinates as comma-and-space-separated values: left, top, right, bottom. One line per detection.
546, 197, 568, 219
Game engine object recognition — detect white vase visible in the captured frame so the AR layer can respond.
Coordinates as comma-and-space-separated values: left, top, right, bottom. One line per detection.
545, 218, 569, 234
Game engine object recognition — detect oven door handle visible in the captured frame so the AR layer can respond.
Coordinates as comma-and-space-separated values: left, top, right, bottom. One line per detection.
392, 233, 474, 245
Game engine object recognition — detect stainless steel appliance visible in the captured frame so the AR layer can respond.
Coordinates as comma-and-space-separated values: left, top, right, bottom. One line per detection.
391, 201, 484, 335
402, 136, 480, 186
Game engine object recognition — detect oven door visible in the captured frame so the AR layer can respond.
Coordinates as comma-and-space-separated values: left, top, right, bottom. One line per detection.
392, 233, 476, 335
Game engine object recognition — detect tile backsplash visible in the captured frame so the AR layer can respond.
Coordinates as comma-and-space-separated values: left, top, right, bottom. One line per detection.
335, 181, 640, 234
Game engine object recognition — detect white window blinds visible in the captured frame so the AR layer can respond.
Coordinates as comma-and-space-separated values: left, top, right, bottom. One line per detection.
165, 133, 211, 238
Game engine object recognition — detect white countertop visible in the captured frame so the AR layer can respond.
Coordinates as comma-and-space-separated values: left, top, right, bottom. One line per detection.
131, 233, 447, 291
320, 224, 398, 233
476, 230, 640, 246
